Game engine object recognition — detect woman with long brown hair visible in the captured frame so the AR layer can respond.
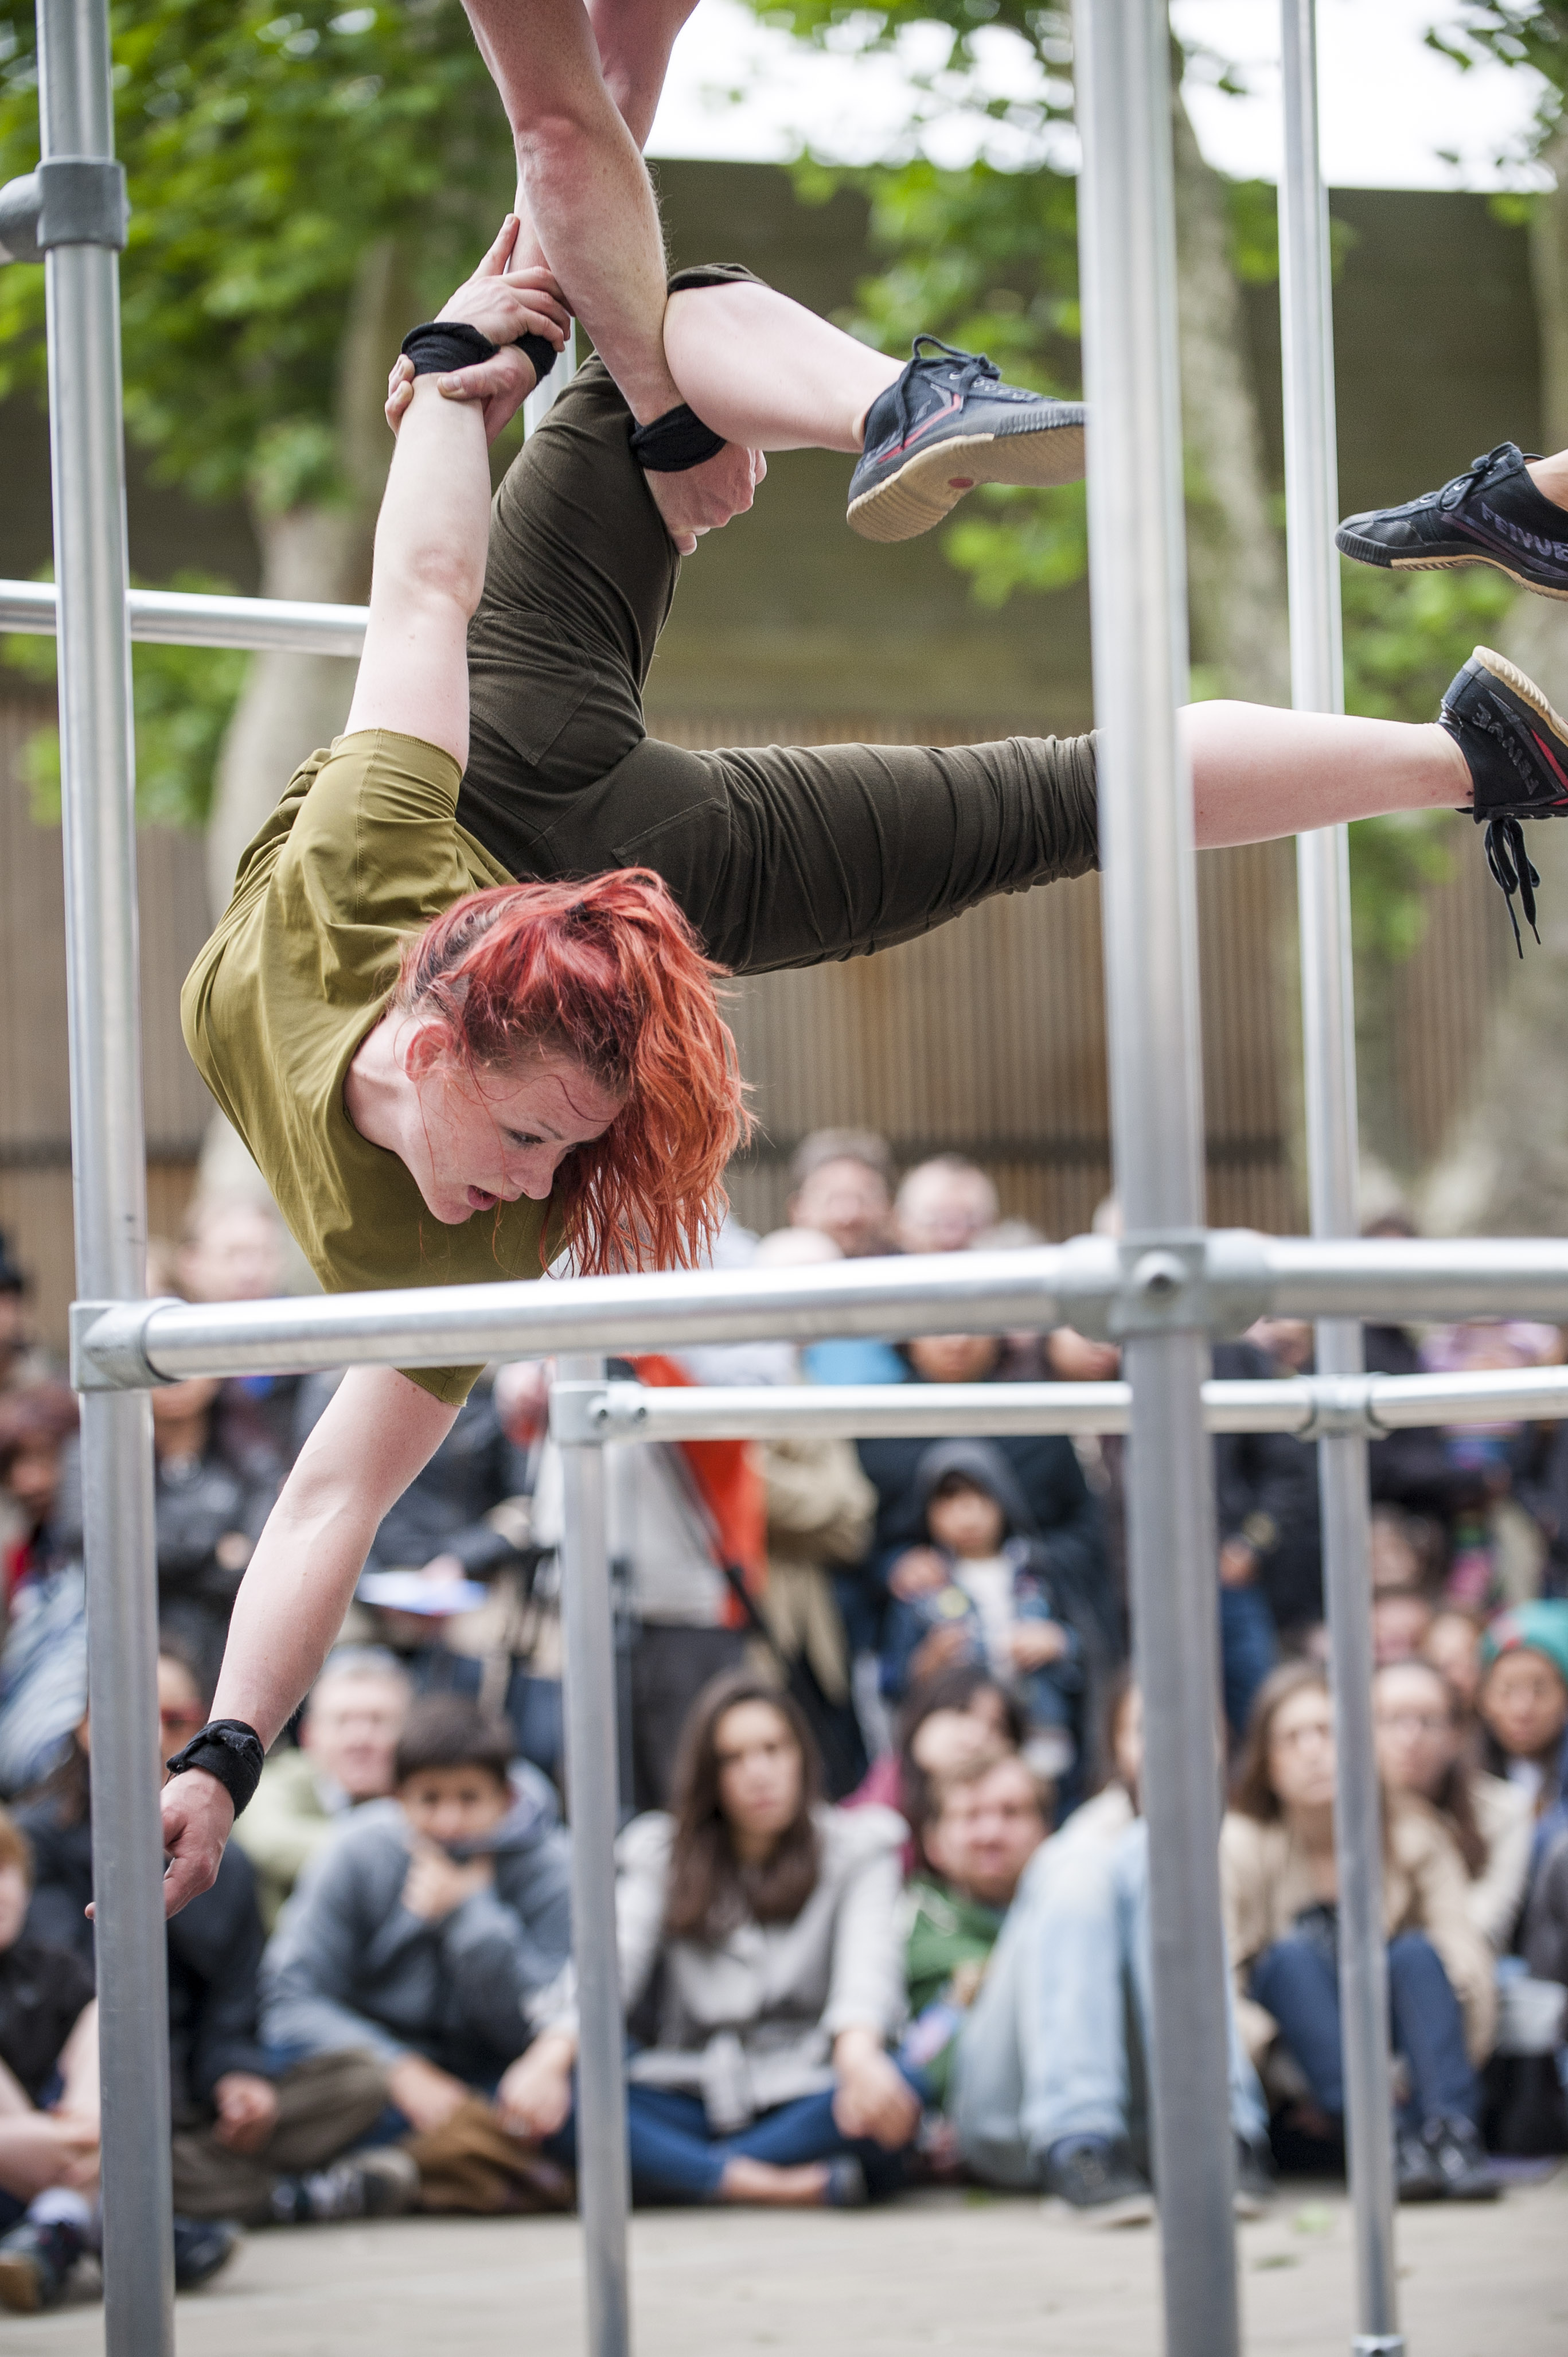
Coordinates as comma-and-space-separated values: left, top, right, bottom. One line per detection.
505, 1670, 919, 2203
1374, 1659, 1532, 1953
1221, 1662, 1498, 2202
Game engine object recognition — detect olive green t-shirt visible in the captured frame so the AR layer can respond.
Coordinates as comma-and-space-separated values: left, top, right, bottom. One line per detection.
181, 728, 552, 1407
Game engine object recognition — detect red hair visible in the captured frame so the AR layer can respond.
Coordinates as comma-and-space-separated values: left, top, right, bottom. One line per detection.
396, 870, 750, 1275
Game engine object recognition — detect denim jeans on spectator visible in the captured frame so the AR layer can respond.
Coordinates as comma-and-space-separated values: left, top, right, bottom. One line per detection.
1249, 1928, 1479, 2128
545, 2064, 925, 2203
1218, 1582, 1278, 1739
952, 1821, 1267, 2187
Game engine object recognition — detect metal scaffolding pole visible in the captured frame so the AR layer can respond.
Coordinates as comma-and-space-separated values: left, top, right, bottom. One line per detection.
33, 0, 174, 2349
1278, 7, 1403, 2349
1072, 6, 1238, 2354
556, 1355, 631, 2357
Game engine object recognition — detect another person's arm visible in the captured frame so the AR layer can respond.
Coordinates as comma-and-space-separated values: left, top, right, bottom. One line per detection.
821, 1828, 921, 2149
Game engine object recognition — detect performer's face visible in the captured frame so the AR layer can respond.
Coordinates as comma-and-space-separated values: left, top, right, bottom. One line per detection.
413, 1044, 623, 1224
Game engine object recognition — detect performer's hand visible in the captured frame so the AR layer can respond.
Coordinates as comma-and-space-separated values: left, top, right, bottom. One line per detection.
159, 1767, 234, 1916
645, 442, 766, 554
385, 215, 570, 446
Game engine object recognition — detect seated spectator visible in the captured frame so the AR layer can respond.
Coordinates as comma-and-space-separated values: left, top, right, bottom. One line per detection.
1222, 1663, 1499, 2200
1374, 1661, 1532, 1951
1215, 1330, 1322, 1691
1425, 1608, 1486, 1716
849, 1663, 1028, 1862
236, 1649, 412, 1929
0, 1236, 53, 1401
0, 1386, 86, 1798
0, 1805, 102, 2311
1477, 1603, 1568, 1998
786, 1132, 904, 1385
177, 1195, 301, 1462
262, 1695, 574, 2214
26, 1649, 406, 2232
1420, 1322, 1559, 1611
56, 1326, 282, 1693
507, 1672, 919, 2206
892, 1156, 999, 1259
935, 1719, 1272, 2218
881, 1441, 1096, 1799
787, 1131, 895, 1263
859, 1331, 1114, 1673
1370, 1505, 1444, 1600
1372, 1588, 1435, 1670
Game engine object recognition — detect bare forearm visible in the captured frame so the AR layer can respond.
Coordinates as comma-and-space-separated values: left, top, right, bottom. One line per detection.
210, 1491, 383, 1746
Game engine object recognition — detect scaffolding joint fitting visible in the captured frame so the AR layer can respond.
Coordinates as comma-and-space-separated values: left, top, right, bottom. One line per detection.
0, 158, 127, 263
551, 1378, 647, 1447
1091, 1228, 1272, 1342
1294, 1374, 1380, 1442
71, 1298, 179, 1393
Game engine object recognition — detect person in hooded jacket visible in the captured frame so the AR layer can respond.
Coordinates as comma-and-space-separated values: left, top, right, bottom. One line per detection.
260, 1694, 573, 2177
879, 1442, 1107, 1809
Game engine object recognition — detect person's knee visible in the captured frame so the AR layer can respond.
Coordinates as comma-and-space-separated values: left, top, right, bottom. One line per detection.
1386, 1930, 1441, 1977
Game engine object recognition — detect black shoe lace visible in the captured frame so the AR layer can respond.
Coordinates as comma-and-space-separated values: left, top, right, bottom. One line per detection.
893, 333, 1001, 442
1484, 815, 1542, 956
1437, 445, 1516, 513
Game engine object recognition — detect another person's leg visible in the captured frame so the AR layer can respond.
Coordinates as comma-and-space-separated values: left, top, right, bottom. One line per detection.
1247, 1935, 1345, 2116
171, 2054, 405, 2227
1218, 1583, 1278, 1741
1523, 1828, 1568, 1987
1384, 1931, 1499, 2201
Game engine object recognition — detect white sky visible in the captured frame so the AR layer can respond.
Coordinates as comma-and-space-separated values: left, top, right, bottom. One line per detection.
647, 0, 1554, 190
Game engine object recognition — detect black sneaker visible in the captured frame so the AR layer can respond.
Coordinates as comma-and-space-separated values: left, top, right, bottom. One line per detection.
1395, 2125, 1445, 2203
1420, 2115, 1501, 2202
1042, 2135, 1154, 2227
0, 2217, 83, 2312
1232, 2135, 1274, 2219
173, 2214, 240, 2292
1440, 644, 1568, 952
848, 336, 1085, 544
1337, 442, 1568, 598
271, 2148, 420, 2225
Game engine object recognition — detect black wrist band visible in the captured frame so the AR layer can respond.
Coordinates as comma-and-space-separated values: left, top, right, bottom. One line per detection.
629, 403, 726, 473
166, 1719, 266, 1820
400, 321, 560, 388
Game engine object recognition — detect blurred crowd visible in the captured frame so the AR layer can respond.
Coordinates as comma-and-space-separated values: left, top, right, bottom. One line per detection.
0, 1136, 1562, 2308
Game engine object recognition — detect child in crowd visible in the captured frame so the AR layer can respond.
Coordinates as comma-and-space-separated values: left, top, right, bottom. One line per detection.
503, 1671, 920, 2207
881, 1442, 1097, 1798
261, 1695, 574, 2214
237, 1647, 412, 1929
0, 1807, 101, 2311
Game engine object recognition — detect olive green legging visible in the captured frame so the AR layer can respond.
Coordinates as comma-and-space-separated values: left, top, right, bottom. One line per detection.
458, 264, 1100, 976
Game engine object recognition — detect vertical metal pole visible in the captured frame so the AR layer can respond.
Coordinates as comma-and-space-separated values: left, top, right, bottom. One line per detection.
556, 1354, 631, 2357
1072, 8, 1239, 2356
36, 0, 174, 2350
1278, 11, 1403, 2351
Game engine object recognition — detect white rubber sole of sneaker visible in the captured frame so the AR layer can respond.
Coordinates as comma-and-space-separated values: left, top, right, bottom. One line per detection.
1386, 548, 1568, 601
847, 420, 1086, 544
1471, 642, 1568, 755
1061, 2191, 1156, 2232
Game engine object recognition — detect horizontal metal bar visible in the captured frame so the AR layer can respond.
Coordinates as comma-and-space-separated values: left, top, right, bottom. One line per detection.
550, 1365, 1568, 1446
0, 577, 366, 657
71, 1243, 1100, 1388
69, 1232, 1568, 1392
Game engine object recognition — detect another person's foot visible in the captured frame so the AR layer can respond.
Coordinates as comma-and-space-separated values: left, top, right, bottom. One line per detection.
1439, 645, 1568, 949
1337, 443, 1568, 598
1419, 2115, 1501, 2202
1042, 2135, 1155, 2228
823, 2156, 869, 2208
1232, 2135, 1275, 2219
1395, 2125, 1445, 2202
0, 2218, 83, 2312
172, 2215, 241, 2293
848, 337, 1085, 544
269, 2147, 421, 2224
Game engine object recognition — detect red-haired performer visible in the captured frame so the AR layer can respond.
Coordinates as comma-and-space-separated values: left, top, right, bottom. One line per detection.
161, 220, 1568, 1905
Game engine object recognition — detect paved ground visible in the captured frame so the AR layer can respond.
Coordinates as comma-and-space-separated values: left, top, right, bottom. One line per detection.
6, 2172, 1564, 2356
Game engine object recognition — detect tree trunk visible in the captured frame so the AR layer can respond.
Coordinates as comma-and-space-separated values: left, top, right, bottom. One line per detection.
1415, 125, 1568, 1238
198, 239, 407, 1202
1171, 91, 1291, 707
